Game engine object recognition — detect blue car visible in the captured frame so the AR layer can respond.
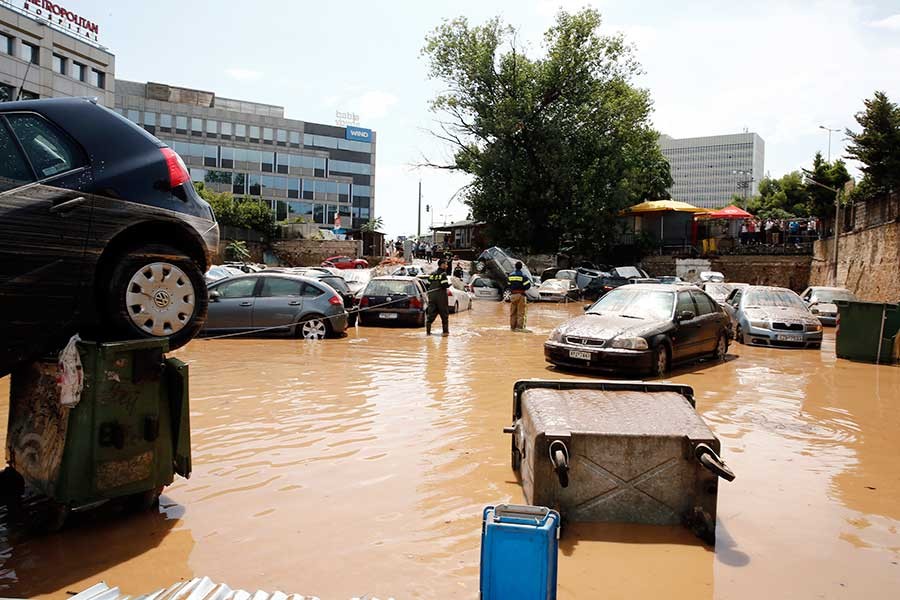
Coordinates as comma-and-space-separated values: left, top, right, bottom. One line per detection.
725, 286, 823, 349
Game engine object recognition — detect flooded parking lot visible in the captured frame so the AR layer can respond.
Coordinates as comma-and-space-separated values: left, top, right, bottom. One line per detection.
0, 300, 898, 599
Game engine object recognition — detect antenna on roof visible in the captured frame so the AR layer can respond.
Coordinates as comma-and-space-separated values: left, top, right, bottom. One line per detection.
15, 57, 33, 101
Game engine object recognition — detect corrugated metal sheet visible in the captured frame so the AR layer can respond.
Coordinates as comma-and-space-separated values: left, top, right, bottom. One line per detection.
70, 577, 319, 600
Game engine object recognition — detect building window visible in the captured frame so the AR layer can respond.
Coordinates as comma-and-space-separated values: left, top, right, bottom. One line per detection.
159, 113, 172, 133
89, 69, 105, 89
248, 173, 261, 196
126, 109, 140, 123
52, 53, 67, 75
203, 144, 218, 167
191, 118, 203, 136
189, 168, 206, 183
276, 153, 289, 174
73, 62, 86, 82
1, 33, 12, 56
261, 151, 274, 173
302, 179, 314, 200
235, 123, 246, 139
289, 131, 300, 148
206, 119, 218, 138
263, 127, 273, 145
20, 42, 38, 64
220, 147, 234, 169
221, 122, 232, 138
232, 172, 246, 195
288, 178, 300, 199
19, 90, 39, 100
276, 129, 287, 146
249, 125, 260, 143
0, 83, 13, 103
175, 116, 188, 135
143, 112, 156, 134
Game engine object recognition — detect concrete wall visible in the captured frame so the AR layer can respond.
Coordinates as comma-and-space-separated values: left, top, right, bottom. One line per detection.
810, 221, 900, 302
642, 255, 812, 292
271, 240, 363, 267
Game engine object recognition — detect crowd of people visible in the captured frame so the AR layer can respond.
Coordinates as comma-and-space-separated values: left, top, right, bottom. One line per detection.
738, 217, 821, 245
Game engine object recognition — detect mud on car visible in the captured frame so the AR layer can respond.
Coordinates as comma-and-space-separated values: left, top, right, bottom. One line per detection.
0, 98, 218, 376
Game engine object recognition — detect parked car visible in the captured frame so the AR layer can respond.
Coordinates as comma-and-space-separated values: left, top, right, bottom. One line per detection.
545, 284, 730, 376
341, 268, 372, 298
702, 282, 749, 305
725, 286, 823, 348
322, 255, 369, 269
290, 268, 360, 326
799, 286, 858, 326
204, 273, 348, 339
224, 262, 264, 273
537, 278, 580, 302
391, 264, 429, 277
700, 271, 725, 283
205, 265, 245, 284
581, 266, 652, 301
358, 276, 429, 327
657, 276, 684, 285
467, 275, 503, 301
448, 276, 473, 313
0, 98, 219, 377
575, 266, 606, 290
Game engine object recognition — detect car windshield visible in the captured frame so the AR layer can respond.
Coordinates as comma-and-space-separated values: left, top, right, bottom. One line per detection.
321, 276, 350, 294
542, 280, 568, 290
342, 269, 371, 284
745, 289, 806, 309
365, 280, 415, 296
587, 289, 674, 320
814, 289, 856, 303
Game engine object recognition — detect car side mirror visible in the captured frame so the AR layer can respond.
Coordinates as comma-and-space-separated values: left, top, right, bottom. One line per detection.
583, 304, 590, 312
677, 310, 695, 322
209, 291, 221, 302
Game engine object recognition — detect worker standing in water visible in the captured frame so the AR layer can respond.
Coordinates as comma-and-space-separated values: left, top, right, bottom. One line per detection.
426, 259, 451, 336
507, 261, 531, 331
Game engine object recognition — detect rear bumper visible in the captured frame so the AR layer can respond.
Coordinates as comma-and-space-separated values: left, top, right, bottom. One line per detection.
359, 309, 424, 327
544, 342, 654, 373
327, 312, 349, 333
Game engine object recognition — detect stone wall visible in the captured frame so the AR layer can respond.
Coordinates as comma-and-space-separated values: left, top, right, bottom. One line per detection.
642, 255, 812, 292
810, 220, 900, 302
271, 240, 364, 267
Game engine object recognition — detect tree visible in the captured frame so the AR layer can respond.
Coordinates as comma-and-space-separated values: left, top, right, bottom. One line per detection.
360, 217, 384, 233
421, 9, 671, 256
194, 182, 276, 238
845, 91, 900, 199
804, 152, 851, 219
747, 171, 808, 220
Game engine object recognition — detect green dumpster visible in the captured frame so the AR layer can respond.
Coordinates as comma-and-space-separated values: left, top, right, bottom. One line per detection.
835, 301, 900, 364
6, 339, 191, 521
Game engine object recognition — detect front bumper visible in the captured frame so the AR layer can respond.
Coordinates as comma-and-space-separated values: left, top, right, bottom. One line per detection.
544, 341, 654, 373
744, 324, 823, 348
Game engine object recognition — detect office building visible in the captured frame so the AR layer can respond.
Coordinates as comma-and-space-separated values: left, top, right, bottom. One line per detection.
115, 80, 376, 229
659, 132, 765, 209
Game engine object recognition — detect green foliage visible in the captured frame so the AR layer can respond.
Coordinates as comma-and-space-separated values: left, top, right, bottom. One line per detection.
421, 9, 672, 256
194, 182, 276, 238
225, 240, 250, 261
361, 217, 384, 233
845, 91, 900, 199
805, 152, 851, 218
747, 171, 809, 220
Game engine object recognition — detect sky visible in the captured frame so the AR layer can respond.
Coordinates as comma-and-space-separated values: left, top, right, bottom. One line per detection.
71, 0, 900, 236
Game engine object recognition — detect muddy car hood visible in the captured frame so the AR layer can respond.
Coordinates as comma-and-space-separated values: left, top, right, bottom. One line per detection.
743, 306, 819, 324
556, 313, 670, 341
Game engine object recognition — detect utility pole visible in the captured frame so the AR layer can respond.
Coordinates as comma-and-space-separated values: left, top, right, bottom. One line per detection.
818, 125, 840, 162
417, 180, 422, 238
805, 174, 841, 284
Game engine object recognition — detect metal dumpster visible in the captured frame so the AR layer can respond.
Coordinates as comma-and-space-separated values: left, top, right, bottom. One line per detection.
835, 301, 900, 364
6, 339, 191, 526
504, 379, 734, 543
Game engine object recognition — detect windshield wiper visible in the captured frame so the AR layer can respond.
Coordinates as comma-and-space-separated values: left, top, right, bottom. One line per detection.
620, 314, 643, 319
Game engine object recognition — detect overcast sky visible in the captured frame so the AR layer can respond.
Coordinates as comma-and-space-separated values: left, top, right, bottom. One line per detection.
78, 0, 900, 236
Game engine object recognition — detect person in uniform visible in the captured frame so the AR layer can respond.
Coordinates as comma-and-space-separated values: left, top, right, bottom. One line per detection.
507, 261, 531, 331
426, 259, 451, 336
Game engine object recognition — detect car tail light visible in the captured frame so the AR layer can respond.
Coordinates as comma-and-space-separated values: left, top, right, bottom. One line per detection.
329, 295, 343, 306
359, 296, 369, 308
603, 285, 613, 291
447, 289, 453, 297
161, 147, 190, 188
410, 297, 422, 309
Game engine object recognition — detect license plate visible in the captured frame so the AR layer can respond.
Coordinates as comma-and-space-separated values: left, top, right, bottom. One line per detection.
379, 312, 399, 319
776, 334, 802, 342
568, 350, 592, 360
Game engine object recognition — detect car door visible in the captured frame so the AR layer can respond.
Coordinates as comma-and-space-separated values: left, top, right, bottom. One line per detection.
252, 276, 306, 331
690, 290, 721, 352
207, 277, 259, 331
0, 113, 94, 373
671, 291, 703, 361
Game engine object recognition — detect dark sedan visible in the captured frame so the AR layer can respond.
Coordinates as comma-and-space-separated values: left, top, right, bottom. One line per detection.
357, 277, 428, 327
545, 284, 731, 376
0, 98, 218, 377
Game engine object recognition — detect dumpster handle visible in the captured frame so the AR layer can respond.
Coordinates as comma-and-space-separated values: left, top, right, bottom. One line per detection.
694, 443, 735, 482
549, 440, 570, 488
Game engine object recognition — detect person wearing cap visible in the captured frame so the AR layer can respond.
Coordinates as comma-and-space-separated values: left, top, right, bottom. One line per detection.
426, 259, 451, 336
507, 261, 531, 331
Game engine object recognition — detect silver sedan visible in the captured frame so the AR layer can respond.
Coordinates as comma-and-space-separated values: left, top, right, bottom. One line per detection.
725, 286, 823, 349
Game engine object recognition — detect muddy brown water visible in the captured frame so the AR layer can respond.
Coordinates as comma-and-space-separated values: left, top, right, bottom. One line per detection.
0, 301, 898, 599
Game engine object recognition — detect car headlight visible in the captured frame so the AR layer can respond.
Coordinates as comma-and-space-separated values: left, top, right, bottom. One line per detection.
749, 320, 768, 328
609, 337, 649, 350
807, 323, 823, 332
549, 328, 564, 343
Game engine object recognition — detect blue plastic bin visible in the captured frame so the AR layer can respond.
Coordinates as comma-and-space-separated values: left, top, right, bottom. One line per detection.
480, 504, 560, 600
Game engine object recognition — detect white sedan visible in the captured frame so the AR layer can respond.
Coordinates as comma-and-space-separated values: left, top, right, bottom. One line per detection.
448, 276, 473, 313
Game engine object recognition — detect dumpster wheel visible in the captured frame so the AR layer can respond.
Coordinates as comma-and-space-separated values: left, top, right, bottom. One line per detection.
126, 485, 165, 513
26, 498, 69, 534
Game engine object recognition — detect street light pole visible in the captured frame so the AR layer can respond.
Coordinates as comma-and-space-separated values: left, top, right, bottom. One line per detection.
806, 175, 841, 284
417, 180, 422, 238
818, 125, 839, 162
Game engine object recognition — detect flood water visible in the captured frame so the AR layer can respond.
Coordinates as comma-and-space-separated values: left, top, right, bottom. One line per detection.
0, 300, 898, 599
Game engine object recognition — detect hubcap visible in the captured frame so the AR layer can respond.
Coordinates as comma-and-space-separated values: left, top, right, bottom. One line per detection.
656, 350, 667, 375
301, 319, 326, 339
717, 337, 726, 357
126, 262, 195, 337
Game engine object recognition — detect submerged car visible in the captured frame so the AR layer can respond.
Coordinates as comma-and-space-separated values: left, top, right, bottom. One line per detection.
205, 265, 245, 284
703, 282, 749, 305
726, 286, 823, 348
799, 286, 858, 326
545, 284, 730, 376
289, 268, 359, 326
358, 276, 429, 327
475, 246, 541, 302
204, 273, 348, 339
467, 275, 503, 300
0, 98, 218, 377
537, 278, 580, 302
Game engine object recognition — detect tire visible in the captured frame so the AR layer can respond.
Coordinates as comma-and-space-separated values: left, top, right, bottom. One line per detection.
503, 290, 512, 302
355, 264, 364, 269
651, 344, 670, 377
736, 324, 747, 345
452, 301, 459, 314
105, 243, 207, 351
125, 486, 164, 512
712, 334, 728, 360
347, 311, 358, 327
296, 314, 329, 340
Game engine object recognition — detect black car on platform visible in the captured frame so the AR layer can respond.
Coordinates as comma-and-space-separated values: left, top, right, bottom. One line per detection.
0, 98, 219, 377
545, 284, 730, 376
357, 276, 429, 327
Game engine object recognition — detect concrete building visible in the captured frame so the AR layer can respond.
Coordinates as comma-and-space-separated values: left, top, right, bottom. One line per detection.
0, 1, 114, 105
659, 132, 765, 209
115, 80, 376, 229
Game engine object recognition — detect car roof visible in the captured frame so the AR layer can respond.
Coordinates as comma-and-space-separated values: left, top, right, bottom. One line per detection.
211, 272, 320, 285
809, 286, 850, 291
615, 283, 685, 292
371, 276, 418, 281
742, 285, 797, 292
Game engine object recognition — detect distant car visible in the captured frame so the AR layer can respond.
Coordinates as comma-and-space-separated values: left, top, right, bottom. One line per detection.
725, 285, 823, 348
322, 255, 369, 269
205, 265, 245, 284
224, 262, 264, 273
545, 284, 731, 376
475, 246, 541, 302
657, 276, 684, 285
700, 271, 725, 283
391, 264, 428, 277
537, 278, 580, 302
358, 276, 429, 327
341, 267, 372, 298
448, 276, 473, 313
575, 266, 606, 290
799, 286, 858, 326
0, 97, 219, 377
468, 275, 503, 300
703, 282, 748, 305
204, 273, 348, 339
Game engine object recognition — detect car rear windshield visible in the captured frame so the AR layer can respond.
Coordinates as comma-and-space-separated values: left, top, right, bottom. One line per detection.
321, 276, 350, 294
815, 289, 856, 303
588, 289, 674, 320
745, 289, 805, 309
705, 283, 732, 297
365, 280, 416, 296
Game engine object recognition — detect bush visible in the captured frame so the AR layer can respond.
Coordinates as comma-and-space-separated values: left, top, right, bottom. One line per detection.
194, 182, 276, 238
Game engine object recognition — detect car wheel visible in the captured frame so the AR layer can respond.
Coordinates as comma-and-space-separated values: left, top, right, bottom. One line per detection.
736, 324, 747, 345
652, 344, 670, 377
712, 334, 728, 360
297, 315, 328, 340
453, 301, 459, 314
355, 264, 364, 269
503, 289, 512, 302
106, 243, 207, 351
